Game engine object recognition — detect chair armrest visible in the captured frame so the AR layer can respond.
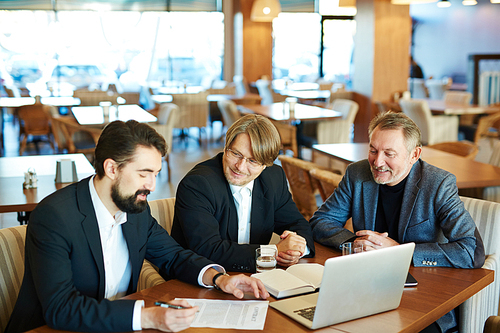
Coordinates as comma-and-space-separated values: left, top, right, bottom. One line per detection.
458, 253, 499, 333
137, 260, 166, 292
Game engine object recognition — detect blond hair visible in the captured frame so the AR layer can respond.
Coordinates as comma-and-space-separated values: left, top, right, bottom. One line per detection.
368, 111, 422, 153
225, 114, 281, 166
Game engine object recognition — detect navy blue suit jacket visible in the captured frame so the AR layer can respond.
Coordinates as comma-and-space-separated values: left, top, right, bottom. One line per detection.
6, 177, 213, 333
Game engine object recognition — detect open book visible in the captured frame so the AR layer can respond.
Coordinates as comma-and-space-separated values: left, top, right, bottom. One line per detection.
251, 263, 324, 298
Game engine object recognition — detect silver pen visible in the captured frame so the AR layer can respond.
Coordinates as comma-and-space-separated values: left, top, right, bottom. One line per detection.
154, 301, 191, 309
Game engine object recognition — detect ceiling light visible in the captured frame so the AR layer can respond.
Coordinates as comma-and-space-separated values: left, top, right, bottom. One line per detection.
437, 0, 451, 7
490, 0, 500, 3
250, 0, 281, 22
462, 0, 477, 4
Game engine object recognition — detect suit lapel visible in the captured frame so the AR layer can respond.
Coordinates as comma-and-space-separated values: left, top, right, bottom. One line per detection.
399, 161, 422, 242
362, 179, 379, 230
77, 177, 106, 299
122, 217, 140, 293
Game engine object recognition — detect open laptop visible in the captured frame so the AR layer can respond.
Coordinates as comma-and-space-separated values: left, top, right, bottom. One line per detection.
270, 242, 415, 330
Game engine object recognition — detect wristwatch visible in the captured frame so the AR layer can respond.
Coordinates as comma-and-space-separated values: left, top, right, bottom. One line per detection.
212, 272, 229, 290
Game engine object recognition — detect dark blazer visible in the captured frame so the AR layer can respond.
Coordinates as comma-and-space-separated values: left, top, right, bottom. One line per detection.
6, 177, 213, 333
171, 153, 315, 273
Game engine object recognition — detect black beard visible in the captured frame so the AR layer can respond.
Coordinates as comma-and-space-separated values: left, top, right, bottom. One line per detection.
111, 183, 150, 214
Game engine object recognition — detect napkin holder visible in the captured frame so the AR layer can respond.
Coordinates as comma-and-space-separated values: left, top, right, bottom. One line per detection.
55, 159, 78, 183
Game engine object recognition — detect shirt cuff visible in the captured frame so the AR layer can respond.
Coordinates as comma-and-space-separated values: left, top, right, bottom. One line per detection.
132, 300, 144, 330
302, 246, 310, 257
198, 264, 225, 287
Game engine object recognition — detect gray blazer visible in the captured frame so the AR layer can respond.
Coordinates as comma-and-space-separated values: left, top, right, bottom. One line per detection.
310, 159, 485, 269
310, 159, 485, 333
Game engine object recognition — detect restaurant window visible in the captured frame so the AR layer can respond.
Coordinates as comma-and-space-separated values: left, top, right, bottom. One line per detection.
0, 10, 223, 96
272, 0, 356, 87
320, 17, 356, 88
272, 13, 321, 83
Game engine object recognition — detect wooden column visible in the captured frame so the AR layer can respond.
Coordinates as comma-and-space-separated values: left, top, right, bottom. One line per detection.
352, 0, 411, 142
235, 0, 273, 83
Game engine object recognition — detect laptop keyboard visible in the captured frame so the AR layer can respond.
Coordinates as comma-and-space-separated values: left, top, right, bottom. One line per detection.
294, 306, 316, 321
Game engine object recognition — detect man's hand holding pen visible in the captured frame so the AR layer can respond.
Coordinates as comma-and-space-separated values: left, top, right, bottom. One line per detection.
142, 299, 198, 332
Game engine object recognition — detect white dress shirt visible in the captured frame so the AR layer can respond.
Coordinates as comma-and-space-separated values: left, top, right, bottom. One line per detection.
89, 177, 223, 330
229, 180, 310, 256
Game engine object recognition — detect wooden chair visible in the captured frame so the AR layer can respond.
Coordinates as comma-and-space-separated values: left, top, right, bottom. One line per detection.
272, 121, 298, 158
137, 198, 176, 291
148, 103, 180, 180
399, 99, 459, 145
317, 99, 359, 144
0, 225, 27, 333
427, 141, 479, 160
308, 168, 343, 202
278, 155, 327, 220
73, 89, 118, 106
171, 91, 209, 145
49, 116, 101, 162
484, 316, 500, 333
474, 111, 500, 145
17, 104, 55, 155
458, 196, 500, 333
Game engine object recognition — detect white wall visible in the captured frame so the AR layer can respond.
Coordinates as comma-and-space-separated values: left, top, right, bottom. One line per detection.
410, 0, 500, 81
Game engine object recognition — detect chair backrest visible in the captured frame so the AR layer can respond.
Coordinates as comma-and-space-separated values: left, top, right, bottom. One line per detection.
309, 168, 343, 202
255, 79, 274, 105
206, 84, 236, 95
426, 79, 448, 100
407, 78, 428, 98
73, 89, 118, 106
399, 99, 433, 145
233, 75, 249, 96
317, 99, 359, 144
278, 155, 321, 220
427, 141, 479, 160
171, 92, 209, 129
461, 195, 500, 263
474, 111, 500, 145
272, 121, 298, 157
118, 92, 141, 105
149, 103, 179, 155
458, 196, 500, 333
148, 198, 176, 234
444, 91, 472, 105
50, 116, 101, 156
217, 99, 241, 128
0, 225, 27, 333
17, 104, 52, 136
331, 98, 359, 122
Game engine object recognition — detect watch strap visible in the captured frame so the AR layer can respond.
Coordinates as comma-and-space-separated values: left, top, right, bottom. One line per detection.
212, 272, 229, 290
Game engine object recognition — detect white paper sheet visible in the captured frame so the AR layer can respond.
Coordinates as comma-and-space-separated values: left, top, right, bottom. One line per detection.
176, 298, 269, 330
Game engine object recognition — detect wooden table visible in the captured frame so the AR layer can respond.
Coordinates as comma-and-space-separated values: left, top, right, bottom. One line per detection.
71, 105, 157, 126
312, 143, 500, 189
207, 93, 262, 105
238, 103, 342, 122
27, 242, 494, 333
421, 99, 500, 116
279, 89, 331, 102
0, 154, 95, 214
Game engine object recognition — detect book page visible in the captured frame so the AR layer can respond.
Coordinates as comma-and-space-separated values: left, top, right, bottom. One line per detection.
285, 263, 324, 289
252, 269, 315, 293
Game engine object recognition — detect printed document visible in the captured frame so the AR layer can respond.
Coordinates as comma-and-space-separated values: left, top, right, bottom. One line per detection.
176, 298, 269, 330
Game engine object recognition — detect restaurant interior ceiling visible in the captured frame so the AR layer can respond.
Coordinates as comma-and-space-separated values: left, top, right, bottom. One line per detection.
0, 0, 221, 11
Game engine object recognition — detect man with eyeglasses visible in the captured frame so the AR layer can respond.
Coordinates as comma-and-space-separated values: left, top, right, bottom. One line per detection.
171, 114, 315, 272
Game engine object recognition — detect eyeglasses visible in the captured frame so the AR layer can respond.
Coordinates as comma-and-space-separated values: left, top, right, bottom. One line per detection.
225, 148, 263, 169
